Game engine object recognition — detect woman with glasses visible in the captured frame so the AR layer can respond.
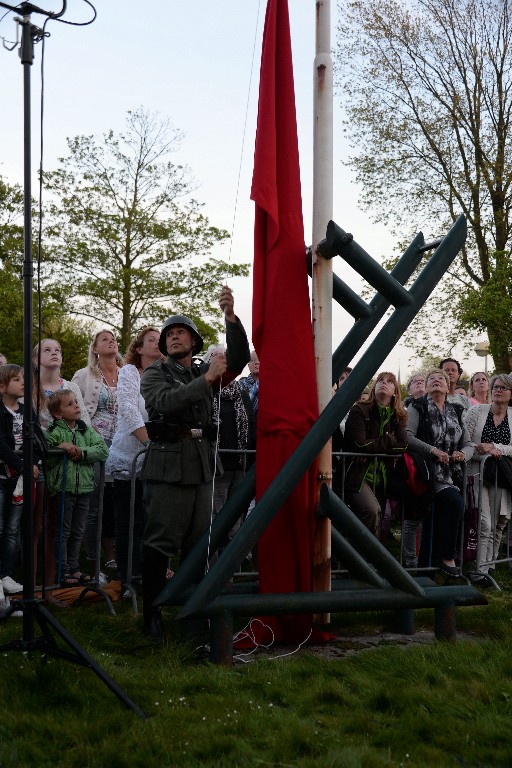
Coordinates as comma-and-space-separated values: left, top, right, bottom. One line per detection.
406, 368, 473, 576
464, 373, 512, 587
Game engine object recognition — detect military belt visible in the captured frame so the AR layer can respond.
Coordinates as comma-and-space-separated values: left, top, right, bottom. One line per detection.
178, 428, 203, 439
146, 421, 218, 442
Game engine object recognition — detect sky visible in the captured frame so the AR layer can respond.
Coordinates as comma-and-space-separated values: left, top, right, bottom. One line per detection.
0, 0, 493, 379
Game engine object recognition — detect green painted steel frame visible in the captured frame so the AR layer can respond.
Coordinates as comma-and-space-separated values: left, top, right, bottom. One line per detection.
153, 215, 484, 660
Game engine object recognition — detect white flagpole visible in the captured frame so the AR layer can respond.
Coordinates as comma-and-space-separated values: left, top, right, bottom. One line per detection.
311, 0, 333, 616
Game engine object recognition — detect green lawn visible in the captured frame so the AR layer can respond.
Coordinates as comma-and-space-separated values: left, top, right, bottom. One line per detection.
0, 571, 511, 768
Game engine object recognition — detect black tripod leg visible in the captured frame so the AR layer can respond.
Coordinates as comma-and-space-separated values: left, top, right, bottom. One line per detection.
0, 600, 146, 720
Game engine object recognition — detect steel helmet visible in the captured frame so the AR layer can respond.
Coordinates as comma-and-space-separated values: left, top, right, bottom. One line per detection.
159, 315, 204, 356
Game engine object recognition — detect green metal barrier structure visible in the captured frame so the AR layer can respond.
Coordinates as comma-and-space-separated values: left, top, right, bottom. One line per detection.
155, 214, 487, 662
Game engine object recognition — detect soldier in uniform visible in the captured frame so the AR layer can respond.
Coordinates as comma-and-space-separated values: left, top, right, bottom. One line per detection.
140, 286, 250, 638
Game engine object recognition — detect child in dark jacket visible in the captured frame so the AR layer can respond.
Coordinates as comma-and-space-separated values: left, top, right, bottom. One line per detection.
0, 365, 43, 601
44, 390, 108, 587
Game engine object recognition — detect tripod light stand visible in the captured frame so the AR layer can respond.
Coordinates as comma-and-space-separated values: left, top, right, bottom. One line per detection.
0, 1, 145, 720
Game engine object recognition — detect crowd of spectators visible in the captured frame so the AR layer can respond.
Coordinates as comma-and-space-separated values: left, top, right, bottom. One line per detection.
0, 332, 511, 629
333, 360, 512, 588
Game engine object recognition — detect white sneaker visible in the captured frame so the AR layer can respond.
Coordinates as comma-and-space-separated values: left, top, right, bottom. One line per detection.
98, 571, 108, 587
2, 576, 23, 594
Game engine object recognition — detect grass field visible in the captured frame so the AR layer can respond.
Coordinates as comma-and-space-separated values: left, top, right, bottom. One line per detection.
1, 568, 512, 768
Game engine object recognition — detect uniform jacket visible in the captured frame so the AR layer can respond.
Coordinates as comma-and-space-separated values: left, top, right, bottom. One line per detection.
141, 317, 250, 486
342, 401, 408, 493
44, 419, 108, 495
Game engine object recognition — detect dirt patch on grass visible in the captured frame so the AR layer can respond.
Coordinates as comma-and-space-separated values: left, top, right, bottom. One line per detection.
233, 629, 478, 663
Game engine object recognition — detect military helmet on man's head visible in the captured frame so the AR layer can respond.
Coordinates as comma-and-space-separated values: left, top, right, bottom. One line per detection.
159, 315, 204, 356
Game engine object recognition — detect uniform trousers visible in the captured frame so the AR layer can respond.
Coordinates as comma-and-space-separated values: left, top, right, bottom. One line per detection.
142, 480, 213, 638
143, 480, 213, 562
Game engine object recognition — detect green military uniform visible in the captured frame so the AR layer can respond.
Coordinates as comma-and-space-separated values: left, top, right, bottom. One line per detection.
140, 315, 249, 637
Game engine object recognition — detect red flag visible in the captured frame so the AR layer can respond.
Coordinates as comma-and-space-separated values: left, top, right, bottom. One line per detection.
247, 0, 321, 645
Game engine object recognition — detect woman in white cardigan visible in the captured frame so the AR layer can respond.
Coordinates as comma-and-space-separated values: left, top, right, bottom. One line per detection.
106, 328, 162, 589
464, 373, 512, 587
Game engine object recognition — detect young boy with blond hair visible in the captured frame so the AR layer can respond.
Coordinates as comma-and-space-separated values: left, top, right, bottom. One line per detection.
44, 389, 108, 587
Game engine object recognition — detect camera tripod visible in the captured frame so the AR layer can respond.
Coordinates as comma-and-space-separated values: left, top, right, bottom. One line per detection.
0, 1, 145, 720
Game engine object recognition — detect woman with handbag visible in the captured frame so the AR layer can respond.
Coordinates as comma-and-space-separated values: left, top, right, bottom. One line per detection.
406, 368, 473, 576
464, 373, 512, 587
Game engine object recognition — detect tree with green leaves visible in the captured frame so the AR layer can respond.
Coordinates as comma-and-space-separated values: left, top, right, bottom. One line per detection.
0, 175, 91, 371
0, 178, 23, 361
43, 108, 249, 352
336, 0, 512, 370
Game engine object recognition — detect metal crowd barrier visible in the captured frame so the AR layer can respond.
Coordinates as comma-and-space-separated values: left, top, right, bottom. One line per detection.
47, 450, 115, 613
334, 450, 471, 582
466, 455, 512, 589
121, 447, 258, 614
54, 446, 512, 613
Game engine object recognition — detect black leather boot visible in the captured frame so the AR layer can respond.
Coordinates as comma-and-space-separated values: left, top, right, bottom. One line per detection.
142, 547, 168, 641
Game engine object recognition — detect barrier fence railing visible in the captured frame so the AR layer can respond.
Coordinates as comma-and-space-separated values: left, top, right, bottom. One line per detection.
47, 447, 511, 611
469, 455, 512, 590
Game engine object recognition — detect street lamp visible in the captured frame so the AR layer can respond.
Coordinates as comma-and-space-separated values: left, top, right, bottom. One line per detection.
474, 341, 490, 373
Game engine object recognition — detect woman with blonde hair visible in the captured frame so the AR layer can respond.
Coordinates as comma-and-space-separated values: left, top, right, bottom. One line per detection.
32, 338, 89, 590
72, 329, 124, 581
33, 339, 89, 429
343, 372, 408, 538
468, 371, 490, 406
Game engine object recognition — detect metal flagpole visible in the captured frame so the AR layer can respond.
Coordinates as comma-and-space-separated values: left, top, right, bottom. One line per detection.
311, 0, 333, 619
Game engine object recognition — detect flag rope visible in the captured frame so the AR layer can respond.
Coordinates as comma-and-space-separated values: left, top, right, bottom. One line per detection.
205, 0, 263, 580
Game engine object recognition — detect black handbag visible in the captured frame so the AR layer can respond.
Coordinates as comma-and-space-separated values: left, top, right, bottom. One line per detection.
483, 455, 512, 491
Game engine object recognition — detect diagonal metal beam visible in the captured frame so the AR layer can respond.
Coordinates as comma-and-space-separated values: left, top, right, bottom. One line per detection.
177, 216, 466, 620
322, 485, 424, 596
331, 527, 387, 588
332, 231, 425, 384
306, 251, 373, 319
318, 220, 413, 306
